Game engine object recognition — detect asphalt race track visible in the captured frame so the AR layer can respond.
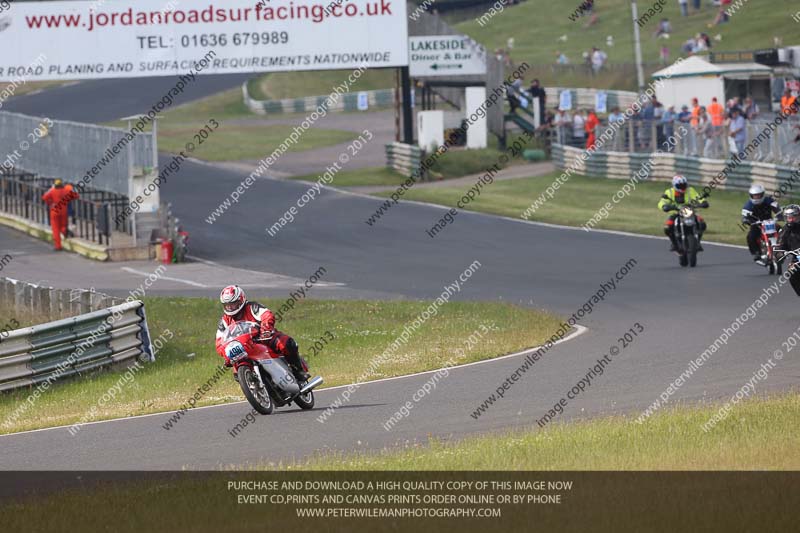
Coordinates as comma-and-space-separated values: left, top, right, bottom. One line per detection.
1, 80, 799, 469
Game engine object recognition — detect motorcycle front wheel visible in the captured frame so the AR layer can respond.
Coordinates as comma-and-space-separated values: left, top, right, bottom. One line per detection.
294, 388, 315, 410
238, 366, 274, 415
685, 233, 698, 268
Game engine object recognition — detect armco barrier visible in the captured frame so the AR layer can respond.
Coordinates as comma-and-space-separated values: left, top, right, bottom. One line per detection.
242, 82, 394, 115
385, 142, 427, 179
0, 300, 153, 393
552, 143, 798, 194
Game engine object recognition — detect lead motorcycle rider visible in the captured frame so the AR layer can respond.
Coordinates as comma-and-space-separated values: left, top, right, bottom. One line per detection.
658, 174, 708, 252
215, 285, 311, 381
741, 184, 782, 265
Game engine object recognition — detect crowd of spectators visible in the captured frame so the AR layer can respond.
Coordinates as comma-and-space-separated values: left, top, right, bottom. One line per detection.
522, 87, 799, 160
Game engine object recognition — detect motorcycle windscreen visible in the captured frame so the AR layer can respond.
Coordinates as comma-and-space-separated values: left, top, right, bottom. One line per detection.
222, 321, 260, 343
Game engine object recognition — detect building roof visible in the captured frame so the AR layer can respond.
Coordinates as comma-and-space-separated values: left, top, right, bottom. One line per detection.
652, 55, 772, 80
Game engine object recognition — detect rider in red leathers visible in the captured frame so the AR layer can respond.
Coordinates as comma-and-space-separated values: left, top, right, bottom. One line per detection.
215, 285, 310, 381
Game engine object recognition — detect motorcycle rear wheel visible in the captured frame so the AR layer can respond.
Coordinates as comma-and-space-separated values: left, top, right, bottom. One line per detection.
238, 366, 274, 415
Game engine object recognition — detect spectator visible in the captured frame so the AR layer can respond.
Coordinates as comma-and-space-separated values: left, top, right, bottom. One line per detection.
678, 104, 692, 124
591, 47, 607, 75
707, 97, 724, 127
690, 98, 701, 127
555, 108, 572, 144
582, 0, 598, 27
743, 97, 760, 120
692, 0, 700, 11
609, 106, 626, 150
529, 79, 547, 125
572, 110, 586, 147
678, 0, 688, 17
678, 105, 693, 155
682, 37, 696, 55
692, 34, 708, 53
555, 51, 569, 65
781, 88, 797, 116
538, 109, 556, 132
661, 105, 677, 151
609, 106, 625, 125
711, 0, 731, 25
585, 109, 600, 150
707, 96, 725, 156
655, 18, 672, 38
506, 78, 523, 112
697, 106, 715, 158
660, 45, 670, 65
729, 107, 747, 155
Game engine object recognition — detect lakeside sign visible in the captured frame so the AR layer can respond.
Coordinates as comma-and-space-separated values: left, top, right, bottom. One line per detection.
0, 0, 408, 80
409, 35, 487, 77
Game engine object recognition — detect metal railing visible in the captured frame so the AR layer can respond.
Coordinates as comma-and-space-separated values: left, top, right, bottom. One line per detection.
546, 118, 800, 166
0, 171, 135, 245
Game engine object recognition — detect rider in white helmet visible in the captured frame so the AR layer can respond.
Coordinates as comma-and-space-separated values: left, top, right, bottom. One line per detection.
742, 184, 782, 263
657, 174, 709, 251
215, 285, 311, 381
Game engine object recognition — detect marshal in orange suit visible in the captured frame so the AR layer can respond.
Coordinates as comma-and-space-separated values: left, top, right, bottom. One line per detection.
41, 179, 79, 251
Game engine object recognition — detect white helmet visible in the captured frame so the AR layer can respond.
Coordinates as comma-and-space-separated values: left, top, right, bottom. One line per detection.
220, 285, 246, 316
672, 174, 687, 191
749, 184, 765, 205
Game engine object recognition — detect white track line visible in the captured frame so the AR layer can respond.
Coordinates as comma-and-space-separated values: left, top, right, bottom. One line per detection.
320, 181, 749, 250
186, 255, 346, 287
0, 326, 587, 438
121, 267, 208, 288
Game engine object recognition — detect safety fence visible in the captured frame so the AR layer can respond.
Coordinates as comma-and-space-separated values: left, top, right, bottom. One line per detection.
0, 171, 136, 246
0, 110, 154, 197
552, 144, 798, 194
550, 118, 800, 166
0, 295, 153, 393
385, 142, 427, 179
242, 82, 395, 115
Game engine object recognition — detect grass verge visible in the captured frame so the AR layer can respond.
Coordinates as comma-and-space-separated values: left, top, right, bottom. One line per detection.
0, 297, 562, 435
374, 172, 788, 245
289, 166, 408, 187
290, 393, 800, 470
156, 123, 355, 161
247, 69, 394, 100
105, 88, 355, 161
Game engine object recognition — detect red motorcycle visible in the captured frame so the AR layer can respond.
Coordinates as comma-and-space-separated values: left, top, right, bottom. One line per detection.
753, 219, 782, 275
220, 321, 323, 415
